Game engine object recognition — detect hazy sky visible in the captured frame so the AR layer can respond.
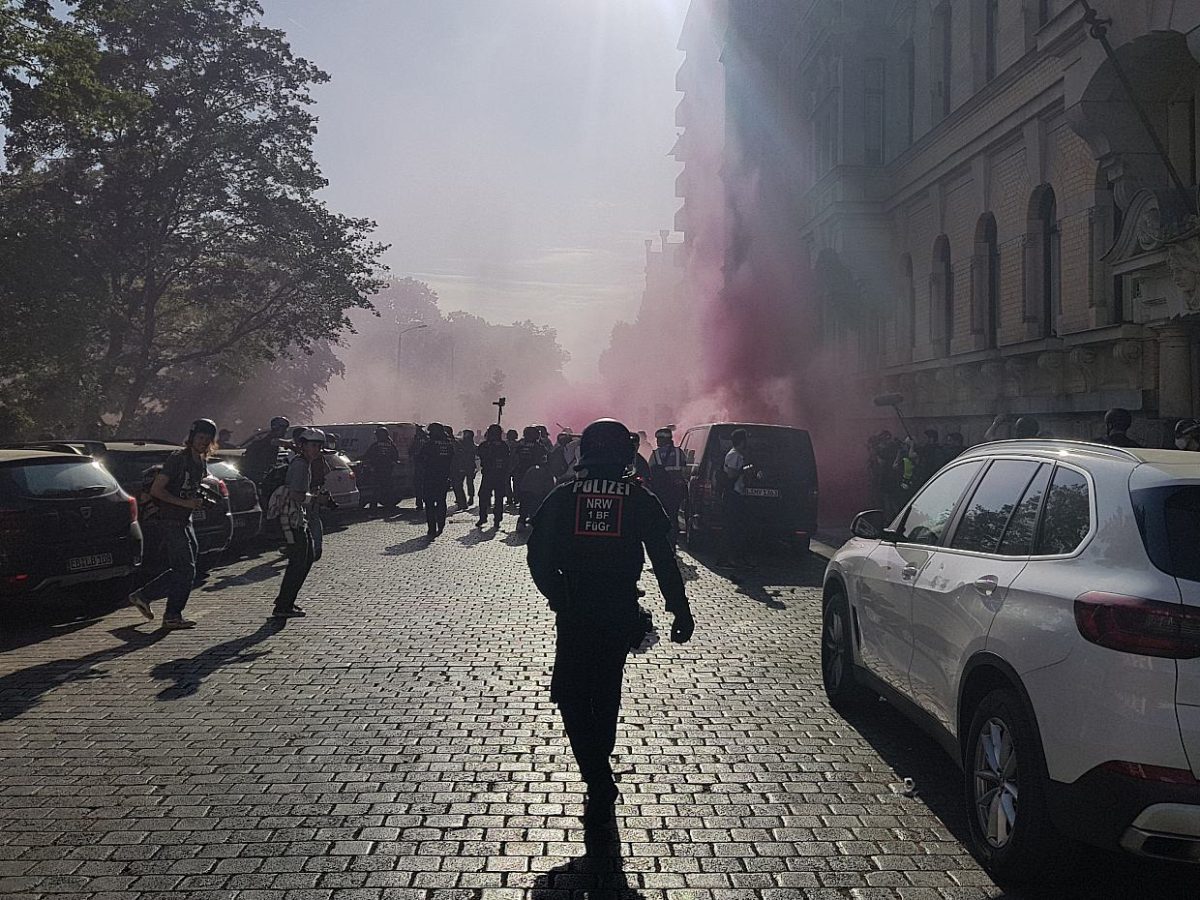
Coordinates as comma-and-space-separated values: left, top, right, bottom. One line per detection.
259, 0, 688, 378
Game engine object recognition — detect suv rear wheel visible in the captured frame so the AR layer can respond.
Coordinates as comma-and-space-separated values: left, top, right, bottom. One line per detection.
963, 688, 1060, 883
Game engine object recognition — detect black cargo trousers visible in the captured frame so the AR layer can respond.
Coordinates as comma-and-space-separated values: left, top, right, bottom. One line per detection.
551, 599, 638, 794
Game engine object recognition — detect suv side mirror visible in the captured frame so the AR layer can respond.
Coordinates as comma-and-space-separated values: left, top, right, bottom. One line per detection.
851, 509, 887, 540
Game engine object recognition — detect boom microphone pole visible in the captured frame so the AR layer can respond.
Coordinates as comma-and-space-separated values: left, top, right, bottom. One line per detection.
873, 392, 913, 440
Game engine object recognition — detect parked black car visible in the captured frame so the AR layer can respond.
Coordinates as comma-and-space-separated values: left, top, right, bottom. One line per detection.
85, 442, 233, 557
206, 458, 263, 545
0, 449, 143, 597
676, 423, 819, 554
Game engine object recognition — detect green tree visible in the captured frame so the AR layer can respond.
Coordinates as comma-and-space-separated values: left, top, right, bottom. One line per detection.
0, 0, 387, 433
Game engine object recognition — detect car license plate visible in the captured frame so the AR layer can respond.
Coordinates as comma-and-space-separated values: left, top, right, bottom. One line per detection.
744, 487, 781, 498
192, 510, 207, 522
68, 553, 113, 572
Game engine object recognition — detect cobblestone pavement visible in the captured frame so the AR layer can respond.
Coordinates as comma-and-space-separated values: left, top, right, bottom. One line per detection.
0, 508, 1196, 899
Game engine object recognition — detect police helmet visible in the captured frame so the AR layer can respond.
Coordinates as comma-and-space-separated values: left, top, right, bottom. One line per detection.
270, 416, 290, 431
485, 424, 503, 441
578, 418, 637, 469
522, 425, 539, 441
297, 428, 326, 444
189, 418, 218, 439
655, 427, 673, 441
1104, 408, 1132, 432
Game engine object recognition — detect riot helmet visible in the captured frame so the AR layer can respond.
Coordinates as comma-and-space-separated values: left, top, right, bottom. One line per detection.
578, 418, 637, 469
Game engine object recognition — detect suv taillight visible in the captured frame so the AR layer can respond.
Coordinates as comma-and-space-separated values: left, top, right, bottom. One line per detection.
1074, 592, 1200, 660
128, 496, 138, 523
217, 479, 229, 498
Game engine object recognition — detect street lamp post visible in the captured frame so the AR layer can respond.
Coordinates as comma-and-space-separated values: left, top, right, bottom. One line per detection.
396, 323, 428, 375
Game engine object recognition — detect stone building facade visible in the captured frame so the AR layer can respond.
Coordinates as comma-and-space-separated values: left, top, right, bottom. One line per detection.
690, 0, 1200, 445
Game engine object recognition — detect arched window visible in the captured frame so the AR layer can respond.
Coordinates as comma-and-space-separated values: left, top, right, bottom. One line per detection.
1027, 185, 1060, 338
931, 235, 953, 354
974, 214, 1000, 349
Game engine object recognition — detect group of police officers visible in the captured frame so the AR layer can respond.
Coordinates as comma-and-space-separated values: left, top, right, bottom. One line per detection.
151, 414, 697, 824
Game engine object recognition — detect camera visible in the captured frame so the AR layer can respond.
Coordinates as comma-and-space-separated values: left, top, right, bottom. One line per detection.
185, 484, 221, 508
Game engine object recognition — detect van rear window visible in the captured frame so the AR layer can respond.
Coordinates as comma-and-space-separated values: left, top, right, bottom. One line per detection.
0, 460, 121, 500
711, 427, 816, 482
1133, 486, 1200, 582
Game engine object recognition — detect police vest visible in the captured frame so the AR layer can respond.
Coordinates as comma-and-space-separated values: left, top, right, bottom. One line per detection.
649, 447, 686, 471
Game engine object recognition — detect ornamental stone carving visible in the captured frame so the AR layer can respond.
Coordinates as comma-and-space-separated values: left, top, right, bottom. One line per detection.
1113, 340, 1142, 365
1166, 233, 1200, 311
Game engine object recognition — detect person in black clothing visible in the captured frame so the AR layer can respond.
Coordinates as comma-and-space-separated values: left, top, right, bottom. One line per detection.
409, 425, 429, 511
511, 426, 547, 499
1099, 408, 1141, 448
527, 418, 695, 823
476, 424, 510, 529
452, 429, 477, 511
647, 427, 687, 543
242, 415, 289, 484
127, 418, 217, 629
361, 426, 401, 511
417, 422, 455, 537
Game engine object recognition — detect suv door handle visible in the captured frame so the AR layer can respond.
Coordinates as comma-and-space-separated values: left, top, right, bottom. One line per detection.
974, 575, 999, 596
901, 566, 918, 580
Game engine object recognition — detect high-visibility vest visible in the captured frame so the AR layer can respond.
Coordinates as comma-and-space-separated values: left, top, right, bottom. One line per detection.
650, 446, 686, 472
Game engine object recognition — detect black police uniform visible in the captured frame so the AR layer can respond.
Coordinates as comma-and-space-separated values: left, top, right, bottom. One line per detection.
527, 470, 690, 798
417, 434, 455, 535
476, 439, 510, 527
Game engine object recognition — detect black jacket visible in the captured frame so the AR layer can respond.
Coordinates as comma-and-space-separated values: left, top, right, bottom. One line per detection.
527, 472, 688, 617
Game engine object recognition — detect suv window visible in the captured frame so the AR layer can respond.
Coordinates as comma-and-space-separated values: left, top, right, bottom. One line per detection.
996, 463, 1050, 556
897, 461, 982, 545
1036, 466, 1091, 555
1132, 485, 1200, 582
951, 460, 1041, 554
0, 460, 120, 500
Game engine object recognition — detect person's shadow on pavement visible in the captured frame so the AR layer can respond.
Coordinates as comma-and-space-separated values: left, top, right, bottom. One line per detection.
150, 619, 284, 700
383, 535, 435, 555
202, 558, 287, 592
0, 625, 169, 722
531, 818, 645, 898
456, 528, 496, 547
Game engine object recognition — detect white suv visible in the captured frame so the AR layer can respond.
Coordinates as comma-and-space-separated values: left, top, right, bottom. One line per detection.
822, 440, 1200, 881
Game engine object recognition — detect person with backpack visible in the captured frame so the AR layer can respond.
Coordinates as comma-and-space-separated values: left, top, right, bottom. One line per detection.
266, 428, 326, 619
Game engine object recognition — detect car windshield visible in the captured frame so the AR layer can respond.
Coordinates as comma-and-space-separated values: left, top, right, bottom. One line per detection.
0, 460, 121, 500
1133, 485, 1200, 583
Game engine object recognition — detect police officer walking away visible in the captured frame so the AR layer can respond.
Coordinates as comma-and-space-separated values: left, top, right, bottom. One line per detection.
452, 429, 478, 511
418, 423, 455, 537
648, 427, 687, 543
128, 418, 218, 629
476, 424, 510, 529
527, 418, 695, 822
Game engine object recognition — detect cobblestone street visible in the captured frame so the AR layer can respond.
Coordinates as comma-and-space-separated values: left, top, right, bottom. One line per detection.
0, 509, 1196, 899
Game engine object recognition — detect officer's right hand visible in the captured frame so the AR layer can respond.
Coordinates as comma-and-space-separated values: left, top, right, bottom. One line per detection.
670, 610, 695, 644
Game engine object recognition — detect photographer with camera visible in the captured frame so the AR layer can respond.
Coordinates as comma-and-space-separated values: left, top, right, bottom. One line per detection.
127, 418, 219, 629
527, 418, 694, 824
267, 429, 328, 619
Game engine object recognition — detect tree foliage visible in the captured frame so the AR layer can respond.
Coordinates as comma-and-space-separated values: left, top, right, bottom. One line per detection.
0, 0, 387, 434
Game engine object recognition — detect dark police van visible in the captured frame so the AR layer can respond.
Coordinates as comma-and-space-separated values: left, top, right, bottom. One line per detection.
676, 423, 818, 554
